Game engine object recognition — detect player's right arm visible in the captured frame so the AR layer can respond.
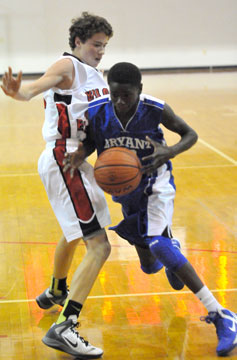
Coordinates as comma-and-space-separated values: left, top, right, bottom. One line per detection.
1, 59, 74, 101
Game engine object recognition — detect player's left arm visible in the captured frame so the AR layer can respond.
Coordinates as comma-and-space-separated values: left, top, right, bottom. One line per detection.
142, 103, 198, 173
161, 103, 198, 155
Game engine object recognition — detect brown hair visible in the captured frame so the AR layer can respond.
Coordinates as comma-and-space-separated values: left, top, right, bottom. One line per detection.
69, 12, 113, 50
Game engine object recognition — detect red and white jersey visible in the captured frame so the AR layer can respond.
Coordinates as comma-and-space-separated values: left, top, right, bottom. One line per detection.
42, 52, 109, 145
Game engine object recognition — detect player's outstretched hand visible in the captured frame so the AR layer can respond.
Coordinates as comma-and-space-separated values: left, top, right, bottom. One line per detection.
142, 136, 174, 175
63, 143, 87, 178
1, 67, 22, 98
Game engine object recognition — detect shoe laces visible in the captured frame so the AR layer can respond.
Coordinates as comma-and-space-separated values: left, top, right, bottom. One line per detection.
200, 312, 217, 324
200, 311, 227, 340
70, 321, 89, 347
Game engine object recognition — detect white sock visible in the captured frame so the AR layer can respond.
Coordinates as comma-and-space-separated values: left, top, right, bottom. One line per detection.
195, 285, 224, 313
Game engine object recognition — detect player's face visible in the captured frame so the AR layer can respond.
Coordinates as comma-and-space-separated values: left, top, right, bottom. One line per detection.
75, 32, 109, 68
109, 82, 142, 116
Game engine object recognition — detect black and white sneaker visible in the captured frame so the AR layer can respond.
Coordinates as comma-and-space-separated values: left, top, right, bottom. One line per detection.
42, 315, 103, 358
36, 288, 68, 309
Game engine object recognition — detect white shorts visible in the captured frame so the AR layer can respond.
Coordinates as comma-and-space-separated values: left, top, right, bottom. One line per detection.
38, 143, 111, 242
110, 163, 176, 247
146, 164, 175, 236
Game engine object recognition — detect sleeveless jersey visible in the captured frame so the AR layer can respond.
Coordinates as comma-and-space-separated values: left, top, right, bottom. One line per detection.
87, 93, 166, 158
38, 53, 111, 241
83, 93, 176, 245
42, 52, 109, 144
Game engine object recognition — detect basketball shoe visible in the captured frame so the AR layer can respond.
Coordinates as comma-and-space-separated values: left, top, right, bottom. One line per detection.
42, 315, 103, 358
201, 309, 237, 356
165, 239, 185, 290
36, 288, 68, 309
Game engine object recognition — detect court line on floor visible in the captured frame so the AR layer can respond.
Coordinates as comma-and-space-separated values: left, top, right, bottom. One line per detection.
0, 241, 237, 254
0, 288, 236, 304
198, 138, 237, 165
196, 198, 236, 236
0, 163, 235, 178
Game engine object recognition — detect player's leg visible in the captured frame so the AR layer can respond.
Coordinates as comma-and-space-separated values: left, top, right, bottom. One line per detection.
36, 234, 79, 309
135, 244, 163, 274
175, 261, 237, 356
42, 229, 110, 358
53, 234, 80, 279
145, 165, 185, 289
149, 236, 237, 356
38, 151, 111, 357
59, 229, 111, 306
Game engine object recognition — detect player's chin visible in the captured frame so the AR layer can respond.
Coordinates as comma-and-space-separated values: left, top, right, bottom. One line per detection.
94, 58, 102, 66
114, 105, 128, 113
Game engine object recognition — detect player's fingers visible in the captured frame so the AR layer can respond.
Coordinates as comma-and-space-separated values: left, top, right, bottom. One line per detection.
62, 157, 68, 166
63, 163, 71, 173
70, 167, 75, 179
141, 153, 154, 162
8, 67, 12, 77
17, 71, 22, 83
4, 71, 9, 83
1, 86, 8, 95
146, 135, 155, 145
1, 77, 7, 88
1, 85, 12, 96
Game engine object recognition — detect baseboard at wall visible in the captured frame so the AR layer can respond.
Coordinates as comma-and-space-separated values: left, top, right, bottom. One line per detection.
0, 65, 236, 79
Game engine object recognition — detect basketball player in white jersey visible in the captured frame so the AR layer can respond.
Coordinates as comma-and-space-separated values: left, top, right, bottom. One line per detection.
1, 12, 113, 358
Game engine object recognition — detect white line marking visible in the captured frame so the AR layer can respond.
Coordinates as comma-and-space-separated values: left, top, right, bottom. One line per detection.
0, 163, 235, 178
0, 173, 39, 178
175, 164, 236, 170
198, 138, 237, 165
0, 288, 236, 304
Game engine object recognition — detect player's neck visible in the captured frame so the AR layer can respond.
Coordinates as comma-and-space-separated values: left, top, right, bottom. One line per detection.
114, 103, 139, 127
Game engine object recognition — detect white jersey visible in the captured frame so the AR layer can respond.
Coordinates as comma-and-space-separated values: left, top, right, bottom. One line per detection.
38, 53, 111, 242
42, 52, 109, 145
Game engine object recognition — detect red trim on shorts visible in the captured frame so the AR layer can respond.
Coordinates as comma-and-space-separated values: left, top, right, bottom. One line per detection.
53, 144, 94, 222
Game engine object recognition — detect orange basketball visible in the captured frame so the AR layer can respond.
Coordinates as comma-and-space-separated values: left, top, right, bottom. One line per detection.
94, 147, 142, 196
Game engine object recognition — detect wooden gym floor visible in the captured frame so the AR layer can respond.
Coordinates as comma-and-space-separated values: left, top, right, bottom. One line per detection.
0, 70, 236, 360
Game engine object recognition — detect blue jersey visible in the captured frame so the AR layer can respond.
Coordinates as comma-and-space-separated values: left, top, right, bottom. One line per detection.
87, 93, 176, 247
87, 93, 166, 159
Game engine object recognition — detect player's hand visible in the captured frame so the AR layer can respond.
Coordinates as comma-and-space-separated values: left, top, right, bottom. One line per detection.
63, 143, 86, 178
142, 136, 174, 175
1, 67, 22, 98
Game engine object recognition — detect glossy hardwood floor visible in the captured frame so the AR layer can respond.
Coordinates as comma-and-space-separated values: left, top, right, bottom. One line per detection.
0, 71, 236, 360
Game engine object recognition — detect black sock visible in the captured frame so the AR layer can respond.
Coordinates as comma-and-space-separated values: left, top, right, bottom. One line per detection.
63, 300, 83, 319
50, 276, 67, 296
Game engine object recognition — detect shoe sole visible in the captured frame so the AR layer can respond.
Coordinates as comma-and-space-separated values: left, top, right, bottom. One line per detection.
42, 336, 103, 358
36, 295, 67, 309
217, 342, 237, 357
35, 296, 54, 309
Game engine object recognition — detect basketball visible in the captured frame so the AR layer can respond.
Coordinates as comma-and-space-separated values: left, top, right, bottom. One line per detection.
94, 147, 142, 196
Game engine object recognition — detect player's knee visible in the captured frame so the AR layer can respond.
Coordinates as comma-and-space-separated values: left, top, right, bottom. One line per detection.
85, 230, 111, 261
149, 236, 187, 270
101, 240, 111, 260
141, 259, 163, 274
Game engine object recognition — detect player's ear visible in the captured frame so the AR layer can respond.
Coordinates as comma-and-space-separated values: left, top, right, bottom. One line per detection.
139, 83, 143, 94
75, 36, 82, 48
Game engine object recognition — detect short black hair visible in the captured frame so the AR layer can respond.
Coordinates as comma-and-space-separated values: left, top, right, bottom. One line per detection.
69, 12, 113, 50
107, 62, 142, 87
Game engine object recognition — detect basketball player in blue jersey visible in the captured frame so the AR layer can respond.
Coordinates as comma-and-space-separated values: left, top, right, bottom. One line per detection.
65, 62, 237, 357
1, 12, 113, 358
